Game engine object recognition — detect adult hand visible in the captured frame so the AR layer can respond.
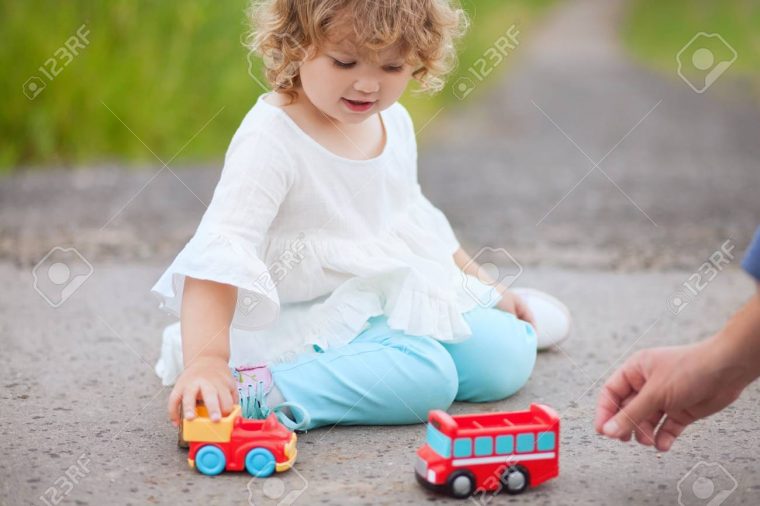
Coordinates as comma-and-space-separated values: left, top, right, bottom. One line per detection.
594, 340, 747, 451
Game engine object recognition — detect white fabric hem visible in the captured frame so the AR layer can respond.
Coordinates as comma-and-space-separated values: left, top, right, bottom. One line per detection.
150, 230, 282, 331
154, 273, 503, 386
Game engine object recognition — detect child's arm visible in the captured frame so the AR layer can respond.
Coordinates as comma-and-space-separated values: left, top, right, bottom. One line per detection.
453, 248, 536, 326
166, 277, 239, 427
594, 284, 760, 451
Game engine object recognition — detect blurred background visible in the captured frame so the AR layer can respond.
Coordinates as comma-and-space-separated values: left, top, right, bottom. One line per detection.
2, 1, 760, 505
1, 0, 758, 266
0, 0, 548, 170
4, 0, 757, 171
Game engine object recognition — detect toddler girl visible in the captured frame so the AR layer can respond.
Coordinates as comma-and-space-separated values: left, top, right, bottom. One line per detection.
153, 0, 571, 432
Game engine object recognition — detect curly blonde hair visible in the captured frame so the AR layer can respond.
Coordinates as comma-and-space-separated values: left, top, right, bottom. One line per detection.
246, 0, 468, 99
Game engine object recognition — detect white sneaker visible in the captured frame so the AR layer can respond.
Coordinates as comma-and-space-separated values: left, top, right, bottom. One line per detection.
511, 288, 572, 350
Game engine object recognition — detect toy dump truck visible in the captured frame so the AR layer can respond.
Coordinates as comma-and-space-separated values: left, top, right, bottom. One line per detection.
183, 405, 297, 477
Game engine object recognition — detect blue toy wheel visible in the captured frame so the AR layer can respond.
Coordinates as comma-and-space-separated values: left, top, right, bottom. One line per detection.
245, 447, 276, 477
195, 445, 226, 476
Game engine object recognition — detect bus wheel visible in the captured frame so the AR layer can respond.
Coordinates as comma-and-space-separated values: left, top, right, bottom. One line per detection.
502, 465, 529, 494
447, 470, 475, 499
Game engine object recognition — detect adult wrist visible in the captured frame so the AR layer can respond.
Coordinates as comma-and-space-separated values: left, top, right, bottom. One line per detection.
705, 331, 755, 389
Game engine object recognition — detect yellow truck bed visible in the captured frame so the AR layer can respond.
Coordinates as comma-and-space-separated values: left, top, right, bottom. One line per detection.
182, 405, 240, 443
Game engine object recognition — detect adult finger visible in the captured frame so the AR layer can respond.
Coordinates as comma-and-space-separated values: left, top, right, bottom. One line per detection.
634, 410, 663, 447
595, 374, 633, 432
595, 354, 648, 433
603, 384, 661, 439
655, 415, 689, 452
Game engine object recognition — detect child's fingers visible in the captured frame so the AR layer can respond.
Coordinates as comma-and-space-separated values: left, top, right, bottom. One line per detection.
218, 385, 234, 416
231, 382, 240, 404
182, 384, 200, 420
225, 374, 239, 404
200, 383, 222, 421
515, 297, 536, 327
167, 386, 183, 426
518, 306, 535, 327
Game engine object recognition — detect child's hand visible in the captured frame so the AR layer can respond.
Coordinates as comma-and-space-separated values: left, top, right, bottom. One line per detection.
594, 340, 747, 451
496, 289, 536, 328
167, 356, 238, 427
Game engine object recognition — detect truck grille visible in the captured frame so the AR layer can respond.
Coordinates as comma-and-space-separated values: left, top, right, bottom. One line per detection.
415, 457, 427, 477
285, 434, 297, 458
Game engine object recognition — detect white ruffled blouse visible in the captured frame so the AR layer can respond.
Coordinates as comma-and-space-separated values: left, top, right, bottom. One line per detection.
151, 93, 501, 385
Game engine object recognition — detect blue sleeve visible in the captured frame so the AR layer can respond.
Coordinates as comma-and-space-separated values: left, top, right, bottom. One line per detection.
742, 226, 760, 281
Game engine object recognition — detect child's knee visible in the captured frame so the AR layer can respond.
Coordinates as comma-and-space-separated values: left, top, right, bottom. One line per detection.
388, 335, 459, 418
445, 308, 537, 403
473, 346, 535, 402
424, 340, 459, 409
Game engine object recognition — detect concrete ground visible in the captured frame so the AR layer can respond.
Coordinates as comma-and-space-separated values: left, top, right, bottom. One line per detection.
2, 0, 759, 504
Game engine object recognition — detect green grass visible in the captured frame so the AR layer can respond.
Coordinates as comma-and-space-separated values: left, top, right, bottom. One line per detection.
622, 0, 760, 95
1, 0, 552, 172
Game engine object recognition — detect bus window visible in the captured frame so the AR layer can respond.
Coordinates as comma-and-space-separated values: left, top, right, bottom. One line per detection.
426, 423, 451, 458
495, 435, 513, 455
537, 431, 556, 451
454, 438, 472, 458
516, 433, 534, 453
474, 436, 493, 456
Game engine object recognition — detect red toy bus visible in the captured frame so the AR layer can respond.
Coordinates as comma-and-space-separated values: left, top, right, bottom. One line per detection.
415, 404, 559, 498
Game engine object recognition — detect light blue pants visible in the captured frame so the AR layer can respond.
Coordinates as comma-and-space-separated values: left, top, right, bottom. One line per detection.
270, 306, 537, 430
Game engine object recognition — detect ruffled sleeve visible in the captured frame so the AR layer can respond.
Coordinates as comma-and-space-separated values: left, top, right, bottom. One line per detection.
151, 131, 295, 330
